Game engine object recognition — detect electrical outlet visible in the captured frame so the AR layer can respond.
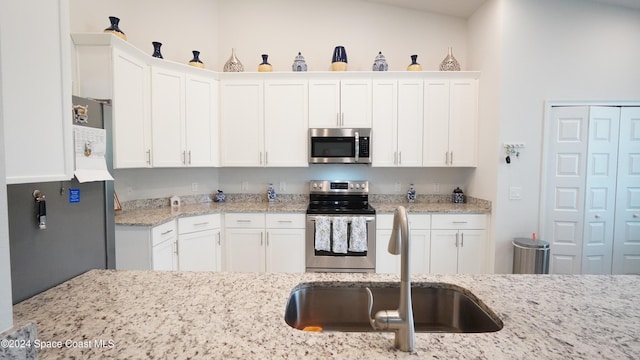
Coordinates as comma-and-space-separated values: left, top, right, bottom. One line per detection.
191, 182, 198, 192
509, 186, 522, 200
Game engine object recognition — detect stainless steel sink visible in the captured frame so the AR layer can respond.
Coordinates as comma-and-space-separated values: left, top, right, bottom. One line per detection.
284, 282, 503, 333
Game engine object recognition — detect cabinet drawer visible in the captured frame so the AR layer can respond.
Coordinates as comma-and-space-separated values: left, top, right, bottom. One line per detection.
225, 213, 265, 228
377, 213, 430, 230
431, 214, 487, 230
151, 220, 177, 246
266, 213, 305, 229
178, 214, 221, 234
408, 214, 430, 230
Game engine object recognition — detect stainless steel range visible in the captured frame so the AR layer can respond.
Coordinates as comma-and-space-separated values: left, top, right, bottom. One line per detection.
306, 180, 376, 273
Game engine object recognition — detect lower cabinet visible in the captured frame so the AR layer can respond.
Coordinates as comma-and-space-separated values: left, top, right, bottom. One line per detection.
116, 220, 178, 270
177, 214, 222, 271
115, 214, 222, 271
376, 214, 431, 274
224, 213, 305, 273
430, 214, 487, 274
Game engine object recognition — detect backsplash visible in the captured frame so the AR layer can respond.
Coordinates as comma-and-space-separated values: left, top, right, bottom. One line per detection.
120, 193, 490, 211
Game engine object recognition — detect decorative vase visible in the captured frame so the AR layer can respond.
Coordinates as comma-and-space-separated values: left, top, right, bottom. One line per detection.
258, 54, 273, 72
104, 16, 127, 41
372, 51, 388, 71
331, 46, 348, 71
188, 50, 204, 68
452, 187, 465, 204
267, 184, 276, 203
407, 54, 422, 71
223, 48, 244, 72
439, 47, 461, 71
292, 52, 308, 72
407, 184, 416, 203
151, 42, 163, 59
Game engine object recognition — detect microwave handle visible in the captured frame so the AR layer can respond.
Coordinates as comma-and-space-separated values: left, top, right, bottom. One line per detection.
354, 131, 359, 162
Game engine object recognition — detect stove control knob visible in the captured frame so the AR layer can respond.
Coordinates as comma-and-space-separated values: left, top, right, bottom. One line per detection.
355, 183, 360, 189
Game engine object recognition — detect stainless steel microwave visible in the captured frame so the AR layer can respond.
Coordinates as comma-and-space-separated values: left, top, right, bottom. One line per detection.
308, 128, 371, 164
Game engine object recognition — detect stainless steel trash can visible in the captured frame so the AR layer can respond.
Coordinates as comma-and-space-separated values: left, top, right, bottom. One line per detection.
512, 237, 550, 274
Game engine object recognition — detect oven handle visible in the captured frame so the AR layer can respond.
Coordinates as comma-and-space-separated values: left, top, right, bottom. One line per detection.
306, 215, 376, 222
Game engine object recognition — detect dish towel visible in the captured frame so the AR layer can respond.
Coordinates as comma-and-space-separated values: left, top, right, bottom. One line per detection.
332, 217, 349, 254
349, 217, 368, 252
314, 216, 331, 252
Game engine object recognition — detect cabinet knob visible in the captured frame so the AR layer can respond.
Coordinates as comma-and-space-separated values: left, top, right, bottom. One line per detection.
594, 214, 601, 219
633, 213, 639, 218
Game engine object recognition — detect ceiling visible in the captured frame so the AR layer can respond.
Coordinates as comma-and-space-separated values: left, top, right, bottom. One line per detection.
364, 0, 640, 18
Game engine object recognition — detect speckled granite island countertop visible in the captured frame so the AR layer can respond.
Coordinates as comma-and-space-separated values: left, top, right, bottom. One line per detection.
13, 270, 640, 359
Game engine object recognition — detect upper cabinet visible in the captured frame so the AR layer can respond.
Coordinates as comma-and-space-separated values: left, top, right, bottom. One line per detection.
2, 0, 73, 183
309, 79, 372, 128
423, 79, 478, 167
151, 64, 218, 167
74, 35, 152, 168
220, 78, 308, 167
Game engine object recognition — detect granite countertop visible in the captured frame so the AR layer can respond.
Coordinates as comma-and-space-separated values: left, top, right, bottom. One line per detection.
371, 201, 490, 214
12, 270, 640, 359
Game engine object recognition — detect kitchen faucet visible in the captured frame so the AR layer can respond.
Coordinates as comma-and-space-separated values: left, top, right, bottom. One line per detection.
367, 206, 415, 352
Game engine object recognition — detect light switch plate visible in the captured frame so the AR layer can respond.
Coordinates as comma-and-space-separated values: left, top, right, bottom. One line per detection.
509, 186, 522, 200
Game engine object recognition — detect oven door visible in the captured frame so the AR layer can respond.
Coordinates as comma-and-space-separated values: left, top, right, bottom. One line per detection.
308, 128, 371, 164
305, 214, 376, 272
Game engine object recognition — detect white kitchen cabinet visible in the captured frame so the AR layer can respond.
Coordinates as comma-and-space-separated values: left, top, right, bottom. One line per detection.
430, 214, 487, 274
423, 79, 478, 167
376, 213, 430, 274
264, 80, 309, 167
2, 0, 73, 183
372, 80, 423, 167
116, 220, 177, 270
73, 34, 152, 168
220, 81, 264, 166
151, 65, 218, 167
308, 79, 371, 128
178, 214, 222, 271
224, 213, 305, 273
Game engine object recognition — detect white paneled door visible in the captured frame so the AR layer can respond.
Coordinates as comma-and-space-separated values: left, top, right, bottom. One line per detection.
612, 107, 640, 274
545, 106, 590, 274
582, 107, 620, 274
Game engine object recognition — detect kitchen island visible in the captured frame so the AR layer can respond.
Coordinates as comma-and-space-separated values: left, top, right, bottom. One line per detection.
12, 270, 640, 359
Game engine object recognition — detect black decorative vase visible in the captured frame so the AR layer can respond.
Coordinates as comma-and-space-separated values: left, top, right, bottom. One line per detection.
152, 42, 163, 59
188, 50, 204, 68
104, 16, 127, 41
258, 54, 272, 72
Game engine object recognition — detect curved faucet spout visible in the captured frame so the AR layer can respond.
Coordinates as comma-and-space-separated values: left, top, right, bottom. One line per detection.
367, 206, 415, 352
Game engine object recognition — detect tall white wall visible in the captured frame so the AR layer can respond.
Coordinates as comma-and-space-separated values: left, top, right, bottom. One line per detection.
492, 0, 640, 273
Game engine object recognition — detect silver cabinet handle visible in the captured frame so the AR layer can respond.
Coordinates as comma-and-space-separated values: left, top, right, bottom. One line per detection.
261, 232, 264, 246
146, 149, 152, 165
461, 233, 464, 247
634, 214, 639, 218
394, 152, 397, 165
265, 152, 268, 165
194, 222, 209, 226
266, 232, 269, 246
336, 112, 340, 126
455, 233, 459, 247
161, 229, 173, 235
277, 220, 293, 223
594, 214, 601, 219
452, 221, 468, 224
450, 152, 453, 165
217, 233, 221, 246
236, 220, 252, 223
188, 150, 192, 165
341, 113, 344, 127
399, 152, 402, 165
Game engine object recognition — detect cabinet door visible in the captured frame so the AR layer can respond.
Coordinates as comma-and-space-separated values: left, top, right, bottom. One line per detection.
220, 81, 264, 166
152, 238, 177, 271
341, 79, 372, 128
372, 80, 398, 167
456, 230, 486, 274
151, 66, 185, 167
225, 229, 265, 272
178, 229, 218, 271
423, 80, 450, 166
410, 229, 430, 274
185, 75, 218, 167
449, 79, 478, 167
2, 0, 73, 183
112, 48, 152, 168
396, 80, 423, 167
308, 80, 341, 128
266, 229, 305, 273
430, 230, 459, 274
376, 229, 399, 273
264, 80, 308, 167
